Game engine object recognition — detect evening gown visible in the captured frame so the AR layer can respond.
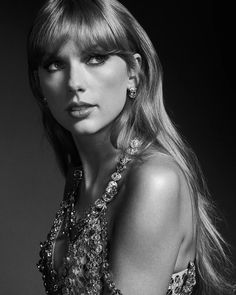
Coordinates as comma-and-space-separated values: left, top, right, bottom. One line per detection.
37, 140, 197, 295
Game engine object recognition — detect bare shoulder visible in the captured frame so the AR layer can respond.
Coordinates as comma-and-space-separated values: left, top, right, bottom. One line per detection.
114, 151, 195, 246
125, 152, 188, 211
109, 152, 194, 291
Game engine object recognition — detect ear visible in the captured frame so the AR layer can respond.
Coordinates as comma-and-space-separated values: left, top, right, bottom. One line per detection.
127, 53, 142, 89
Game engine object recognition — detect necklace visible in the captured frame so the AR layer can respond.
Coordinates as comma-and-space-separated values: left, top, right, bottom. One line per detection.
37, 138, 197, 295
37, 138, 141, 295
70, 138, 142, 232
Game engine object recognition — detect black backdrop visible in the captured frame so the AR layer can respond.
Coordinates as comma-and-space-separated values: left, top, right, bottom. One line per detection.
0, 1, 235, 294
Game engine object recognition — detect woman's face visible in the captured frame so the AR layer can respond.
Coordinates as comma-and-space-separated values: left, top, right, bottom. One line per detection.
38, 39, 136, 136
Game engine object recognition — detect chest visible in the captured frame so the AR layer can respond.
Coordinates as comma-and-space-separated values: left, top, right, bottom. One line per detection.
37, 167, 197, 295
53, 182, 126, 275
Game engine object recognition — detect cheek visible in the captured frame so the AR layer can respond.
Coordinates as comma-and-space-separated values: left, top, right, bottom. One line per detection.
94, 63, 128, 110
38, 75, 68, 125
38, 68, 65, 98
40, 76, 65, 100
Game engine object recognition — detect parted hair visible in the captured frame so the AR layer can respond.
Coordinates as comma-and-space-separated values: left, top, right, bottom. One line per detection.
27, 0, 235, 293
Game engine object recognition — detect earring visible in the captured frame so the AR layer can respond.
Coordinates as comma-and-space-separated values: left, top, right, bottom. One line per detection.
128, 87, 137, 99
42, 97, 47, 105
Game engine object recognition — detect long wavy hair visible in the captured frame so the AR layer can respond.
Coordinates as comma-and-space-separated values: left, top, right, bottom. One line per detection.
27, 0, 235, 293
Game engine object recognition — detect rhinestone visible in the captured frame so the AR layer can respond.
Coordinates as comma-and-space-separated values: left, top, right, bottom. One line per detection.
107, 181, 117, 188
80, 256, 87, 265
96, 244, 103, 253
119, 156, 130, 165
189, 277, 196, 285
105, 186, 117, 195
73, 169, 82, 178
130, 138, 141, 148
61, 200, 67, 206
96, 257, 102, 265
93, 234, 101, 241
174, 286, 181, 293
111, 172, 121, 181
102, 194, 114, 203
104, 272, 112, 280
94, 199, 107, 209
175, 275, 180, 283
116, 164, 126, 172
72, 266, 80, 276
183, 285, 191, 292
109, 281, 115, 288
92, 222, 101, 231
103, 262, 109, 269
66, 256, 71, 262
51, 269, 57, 276
127, 147, 138, 155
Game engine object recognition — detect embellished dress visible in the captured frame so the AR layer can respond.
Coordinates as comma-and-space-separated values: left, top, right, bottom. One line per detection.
37, 140, 197, 295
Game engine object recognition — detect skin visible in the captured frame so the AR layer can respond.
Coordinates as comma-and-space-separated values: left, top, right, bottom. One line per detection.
38, 39, 196, 294
38, 39, 137, 137
106, 155, 196, 294
38, 39, 140, 189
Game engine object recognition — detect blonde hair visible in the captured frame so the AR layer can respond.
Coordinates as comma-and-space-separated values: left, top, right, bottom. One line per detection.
27, 0, 235, 293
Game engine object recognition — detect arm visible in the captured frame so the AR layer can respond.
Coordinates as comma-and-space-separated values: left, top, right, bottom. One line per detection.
106, 157, 192, 295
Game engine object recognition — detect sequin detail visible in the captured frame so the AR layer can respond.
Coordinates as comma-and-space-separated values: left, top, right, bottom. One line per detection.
37, 139, 196, 294
167, 262, 196, 295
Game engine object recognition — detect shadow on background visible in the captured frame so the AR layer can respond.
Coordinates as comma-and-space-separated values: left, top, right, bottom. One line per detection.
0, 1, 235, 294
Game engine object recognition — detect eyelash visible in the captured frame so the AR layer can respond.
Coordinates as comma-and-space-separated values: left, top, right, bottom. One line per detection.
86, 54, 109, 65
43, 61, 64, 72
43, 54, 109, 73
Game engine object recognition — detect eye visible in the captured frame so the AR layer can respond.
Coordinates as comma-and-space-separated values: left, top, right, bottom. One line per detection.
43, 60, 64, 73
86, 54, 109, 65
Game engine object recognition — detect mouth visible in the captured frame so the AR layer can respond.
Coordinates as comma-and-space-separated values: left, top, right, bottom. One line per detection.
66, 102, 96, 119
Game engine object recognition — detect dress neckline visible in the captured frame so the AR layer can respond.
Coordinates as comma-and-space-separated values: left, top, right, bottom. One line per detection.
37, 138, 197, 294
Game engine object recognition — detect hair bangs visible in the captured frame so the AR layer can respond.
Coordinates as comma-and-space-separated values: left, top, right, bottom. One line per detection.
30, 0, 132, 68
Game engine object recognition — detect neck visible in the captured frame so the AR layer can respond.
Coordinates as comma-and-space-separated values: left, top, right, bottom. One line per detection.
72, 130, 119, 190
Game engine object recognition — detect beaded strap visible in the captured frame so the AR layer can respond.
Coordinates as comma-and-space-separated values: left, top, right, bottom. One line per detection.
37, 137, 196, 295
37, 168, 83, 294
37, 139, 141, 294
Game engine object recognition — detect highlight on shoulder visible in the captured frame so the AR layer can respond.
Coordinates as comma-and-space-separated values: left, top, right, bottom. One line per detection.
122, 150, 195, 240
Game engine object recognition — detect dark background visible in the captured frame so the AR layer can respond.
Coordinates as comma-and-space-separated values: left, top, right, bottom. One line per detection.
0, 1, 235, 294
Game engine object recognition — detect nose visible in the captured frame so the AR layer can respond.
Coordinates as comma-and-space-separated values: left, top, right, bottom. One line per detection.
67, 62, 86, 93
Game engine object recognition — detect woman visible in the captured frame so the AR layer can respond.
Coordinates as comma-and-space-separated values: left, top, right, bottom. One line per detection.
27, 0, 235, 294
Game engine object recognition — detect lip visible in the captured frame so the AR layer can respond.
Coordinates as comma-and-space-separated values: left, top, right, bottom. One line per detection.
66, 102, 96, 119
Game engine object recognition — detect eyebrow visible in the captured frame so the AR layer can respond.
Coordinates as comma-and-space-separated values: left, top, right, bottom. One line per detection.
80, 45, 110, 56
40, 52, 60, 66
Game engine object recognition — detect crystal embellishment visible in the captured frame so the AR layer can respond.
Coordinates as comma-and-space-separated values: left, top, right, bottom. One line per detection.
37, 138, 196, 295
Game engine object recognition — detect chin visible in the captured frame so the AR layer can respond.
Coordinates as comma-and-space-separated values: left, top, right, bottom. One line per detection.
69, 120, 110, 136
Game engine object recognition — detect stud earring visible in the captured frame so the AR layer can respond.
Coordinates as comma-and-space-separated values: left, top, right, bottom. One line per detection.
42, 97, 47, 105
128, 87, 137, 99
